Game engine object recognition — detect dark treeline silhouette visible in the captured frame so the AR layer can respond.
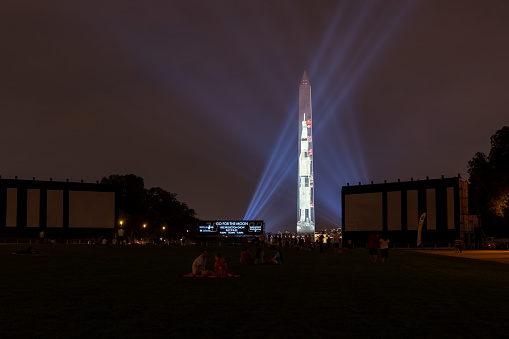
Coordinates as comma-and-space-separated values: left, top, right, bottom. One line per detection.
468, 126, 509, 237
100, 174, 200, 241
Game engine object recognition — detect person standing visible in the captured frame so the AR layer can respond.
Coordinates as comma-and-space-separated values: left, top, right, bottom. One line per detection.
298, 236, 304, 250
368, 233, 379, 263
379, 235, 390, 263
259, 233, 266, 247
117, 227, 125, 247
318, 234, 325, 254
333, 231, 341, 254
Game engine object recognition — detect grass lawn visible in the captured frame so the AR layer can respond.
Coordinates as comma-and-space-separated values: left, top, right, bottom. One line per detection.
1, 244, 508, 338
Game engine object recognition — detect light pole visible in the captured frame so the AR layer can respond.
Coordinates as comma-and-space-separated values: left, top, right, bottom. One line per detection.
160, 226, 166, 245
118, 220, 124, 246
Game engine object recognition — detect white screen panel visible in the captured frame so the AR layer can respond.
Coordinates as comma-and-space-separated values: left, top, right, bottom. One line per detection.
447, 187, 455, 230
387, 191, 401, 230
345, 193, 383, 231
47, 190, 64, 228
426, 189, 436, 230
69, 191, 115, 228
27, 189, 40, 228
407, 190, 418, 230
6, 188, 17, 227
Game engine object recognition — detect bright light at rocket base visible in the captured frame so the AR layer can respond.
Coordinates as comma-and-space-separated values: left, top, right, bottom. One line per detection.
244, 1, 419, 232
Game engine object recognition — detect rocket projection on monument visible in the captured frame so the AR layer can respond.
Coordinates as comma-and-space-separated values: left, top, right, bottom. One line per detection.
297, 71, 315, 235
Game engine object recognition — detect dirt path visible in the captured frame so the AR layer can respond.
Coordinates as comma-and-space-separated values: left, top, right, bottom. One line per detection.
420, 250, 509, 264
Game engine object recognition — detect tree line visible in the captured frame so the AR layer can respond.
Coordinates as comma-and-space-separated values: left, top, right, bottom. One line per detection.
100, 174, 200, 241
468, 126, 509, 237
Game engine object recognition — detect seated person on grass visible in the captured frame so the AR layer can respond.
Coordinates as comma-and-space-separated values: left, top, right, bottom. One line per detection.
214, 253, 231, 278
240, 247, 254, 265
192, 249, 214, 277
265, 246, 282, 264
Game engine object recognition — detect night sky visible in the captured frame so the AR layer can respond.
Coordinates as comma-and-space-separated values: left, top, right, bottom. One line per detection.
1, 0, 508, 233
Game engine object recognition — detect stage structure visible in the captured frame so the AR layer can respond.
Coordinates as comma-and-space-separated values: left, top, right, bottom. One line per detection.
0, 177, 118, 239
297, 71, 315, 235
342, 176, 474, 247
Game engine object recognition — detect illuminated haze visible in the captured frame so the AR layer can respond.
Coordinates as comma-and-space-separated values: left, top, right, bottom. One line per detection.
1, 0, 508, 233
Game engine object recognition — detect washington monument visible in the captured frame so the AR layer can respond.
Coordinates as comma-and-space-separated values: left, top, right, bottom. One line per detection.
297, 71, 315, 235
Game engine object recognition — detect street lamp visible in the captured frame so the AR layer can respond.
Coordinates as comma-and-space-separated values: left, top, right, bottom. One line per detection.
139, 223, 147, 245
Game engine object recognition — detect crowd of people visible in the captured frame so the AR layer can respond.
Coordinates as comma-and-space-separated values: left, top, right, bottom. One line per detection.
186, 231, 347, 277
253, 233, 312, 249
246, 232, 343, 252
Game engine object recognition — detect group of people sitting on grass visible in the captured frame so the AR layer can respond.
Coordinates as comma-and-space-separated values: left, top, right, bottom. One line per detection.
191, 249, 229, 277
190, 246, 282, 278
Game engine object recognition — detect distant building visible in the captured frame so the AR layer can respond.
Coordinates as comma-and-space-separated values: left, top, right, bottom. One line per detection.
342, 176, 473, 247
0, 177, 118, 240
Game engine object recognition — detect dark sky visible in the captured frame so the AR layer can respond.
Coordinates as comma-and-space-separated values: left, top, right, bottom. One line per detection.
1, 0, 508, 233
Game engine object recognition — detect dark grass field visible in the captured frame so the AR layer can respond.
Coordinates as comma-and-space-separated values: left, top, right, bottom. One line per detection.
1, 244, 508, 338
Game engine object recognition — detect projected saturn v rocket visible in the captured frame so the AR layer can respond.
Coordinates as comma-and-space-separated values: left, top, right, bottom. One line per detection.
297, 71, 315, 235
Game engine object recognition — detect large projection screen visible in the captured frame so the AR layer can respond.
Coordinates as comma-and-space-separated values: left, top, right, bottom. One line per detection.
345, 193, 383, 231
27, 189, 40, 228
69, 191, 115, 228
447, 187, 455, 230
426, 189, 436, 230
6, 188, 17, 227
407, 190, 418, 230
387, 191, 402, 231
47, 190, 64, 228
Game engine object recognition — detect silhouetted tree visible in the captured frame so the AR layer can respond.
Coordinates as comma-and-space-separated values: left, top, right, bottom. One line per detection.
468, 126, 509, 236
146, 187, 198, 239
100, 174, 147, 240
468, 152, 490, 215
101, 174, 200, 242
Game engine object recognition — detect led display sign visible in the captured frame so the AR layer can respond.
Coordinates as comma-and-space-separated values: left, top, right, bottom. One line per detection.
199, 220, 264, 236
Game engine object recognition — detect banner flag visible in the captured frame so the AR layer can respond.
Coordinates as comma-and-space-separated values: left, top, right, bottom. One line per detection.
417, 213, 427, 246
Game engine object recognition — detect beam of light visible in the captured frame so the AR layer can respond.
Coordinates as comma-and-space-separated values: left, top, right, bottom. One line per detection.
314, 1, 420, 124
243, 104, 296, 219
314, 102, 369, 226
